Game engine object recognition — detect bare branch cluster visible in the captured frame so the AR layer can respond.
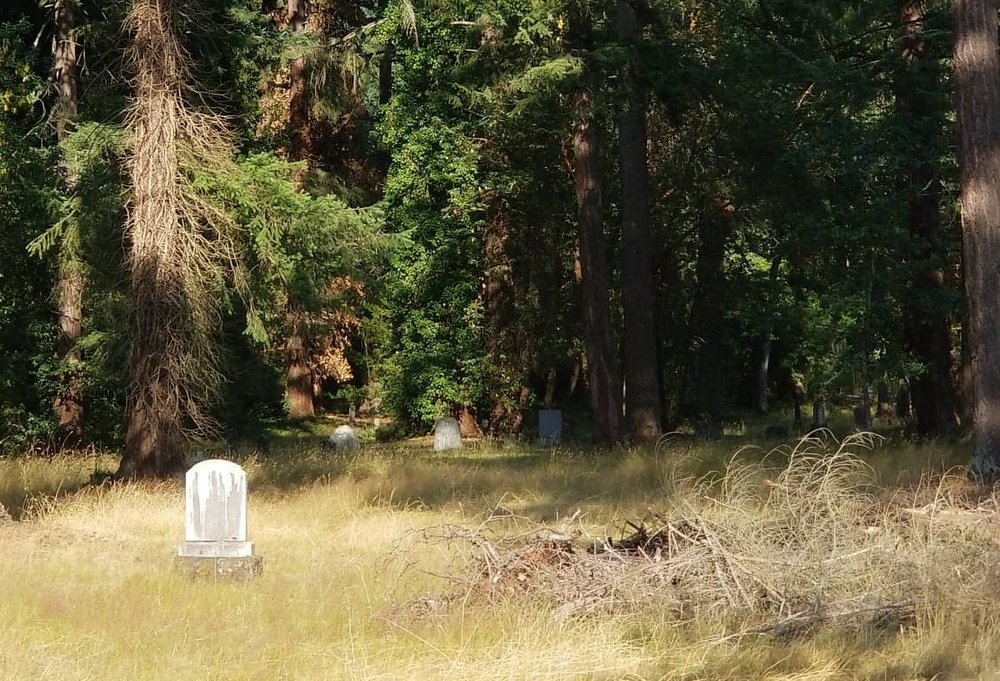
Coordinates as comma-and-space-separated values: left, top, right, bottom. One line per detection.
120, 0, 244, 475
400, 434, 1000, 639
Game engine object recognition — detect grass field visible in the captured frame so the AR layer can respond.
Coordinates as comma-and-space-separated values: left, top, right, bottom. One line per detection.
2, 429, 999, 681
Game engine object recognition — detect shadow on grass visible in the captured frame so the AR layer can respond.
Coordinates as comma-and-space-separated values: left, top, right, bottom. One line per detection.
0, 425, 978, 525
0, 451, 118, 520
236, 426, 984, 524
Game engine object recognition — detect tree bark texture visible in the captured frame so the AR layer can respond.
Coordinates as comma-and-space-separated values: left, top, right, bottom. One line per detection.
688, 199, 732, 424
573, 88, 623, 445
118, 0, 188, 477
953, 0, 1000, 479
288, 0, 312, 164
285, 328, 315, 418
53, 0, 85, 442
756, 257, 781, 415
483, 202, 526, 431
288, 0, 309, 31
616, 0, 662, 444
899, 0, 959, 437
283, 0, 318, 416
379, 41, 395, 105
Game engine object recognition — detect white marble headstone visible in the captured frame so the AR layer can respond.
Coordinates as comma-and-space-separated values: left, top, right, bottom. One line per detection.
178, 459, 255, 558
328, 424, 360, 452
433, 417, 463, 451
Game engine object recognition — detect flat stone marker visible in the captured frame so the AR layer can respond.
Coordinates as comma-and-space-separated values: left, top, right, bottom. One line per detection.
538, 409, 562, 445
177, 459, 261, 580
433, 417, 463, 451
328, 424, 360, 452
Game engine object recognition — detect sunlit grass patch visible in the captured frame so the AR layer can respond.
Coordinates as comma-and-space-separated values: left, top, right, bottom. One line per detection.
1, 433, 999, 680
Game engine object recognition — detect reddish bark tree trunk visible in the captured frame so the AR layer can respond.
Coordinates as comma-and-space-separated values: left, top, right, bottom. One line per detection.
573, 87, 623, 446
53, 0, 84, 442
483, 203, 521, 430
953, 0, 1000, 479
282, 0, 317, 416
286, 330, 315, 418
899, 0, 959, 437
616, 0, 662, 444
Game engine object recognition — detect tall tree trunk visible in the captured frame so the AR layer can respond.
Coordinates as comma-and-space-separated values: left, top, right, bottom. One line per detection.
118, 0, 189, 478
52, 0, 84, 443
899, 0, 959, 437
616, 0, 662, 444
483, 202, 522, 429
573, 88, 623, 446
688, 198, 732, 426
287, 0, 311, 164
953, 0, 1000, 479
756, 257, 781, 415
283, 0, 317, 416
379, 41, 395, 105
285, 323, 315, 418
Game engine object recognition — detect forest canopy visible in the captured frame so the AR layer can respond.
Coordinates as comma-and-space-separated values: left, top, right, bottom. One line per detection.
0, 0, 995, 477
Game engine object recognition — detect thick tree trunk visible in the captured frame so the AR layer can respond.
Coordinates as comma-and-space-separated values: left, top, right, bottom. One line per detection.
288, 0, 309, 31
573, 88, 623, 446
877, 381, 893, 418
483, 203, 522, 428
282, 0, 317, 409
899, 0, 959, 437
953, 0, 1000, 479
53, 0, 84, 442
616, 0, 662, 444
287, 0, 311, 163
53, 0, 78, 141
379, 41, 395, 105
689, 198, 732, 426
118, 0, 189, 478
286, 330, 315, 418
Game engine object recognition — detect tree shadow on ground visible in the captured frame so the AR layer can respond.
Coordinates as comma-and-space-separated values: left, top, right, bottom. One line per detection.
0, 451, 118, 519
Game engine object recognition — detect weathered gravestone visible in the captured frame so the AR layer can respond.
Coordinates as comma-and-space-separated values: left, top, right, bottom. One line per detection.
177, 459, 262, 581
538, 409, 562, 445
433, 417, 463, 451
328, 424, 360, 452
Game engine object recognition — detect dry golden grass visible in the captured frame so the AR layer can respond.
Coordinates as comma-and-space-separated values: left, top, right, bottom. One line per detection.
1, 432, 998, 681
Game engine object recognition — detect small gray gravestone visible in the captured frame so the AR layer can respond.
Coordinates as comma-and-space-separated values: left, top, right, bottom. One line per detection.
328, 424, 360, 452
433, 417, 463, 451
177, 459, 262, 580
538, 409, 562, 445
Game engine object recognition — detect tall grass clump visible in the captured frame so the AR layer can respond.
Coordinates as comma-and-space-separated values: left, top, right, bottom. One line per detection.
425, 432, 1000, 646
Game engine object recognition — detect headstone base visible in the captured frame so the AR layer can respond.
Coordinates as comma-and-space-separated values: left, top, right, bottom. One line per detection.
178, 540, 255, 558
175, 555, 263, 582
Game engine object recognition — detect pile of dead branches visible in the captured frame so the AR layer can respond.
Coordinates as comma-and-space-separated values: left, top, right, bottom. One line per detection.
403, 433, 1000, 638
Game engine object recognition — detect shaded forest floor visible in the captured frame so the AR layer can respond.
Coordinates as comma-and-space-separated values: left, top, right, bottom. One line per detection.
2, 424, 999, 681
